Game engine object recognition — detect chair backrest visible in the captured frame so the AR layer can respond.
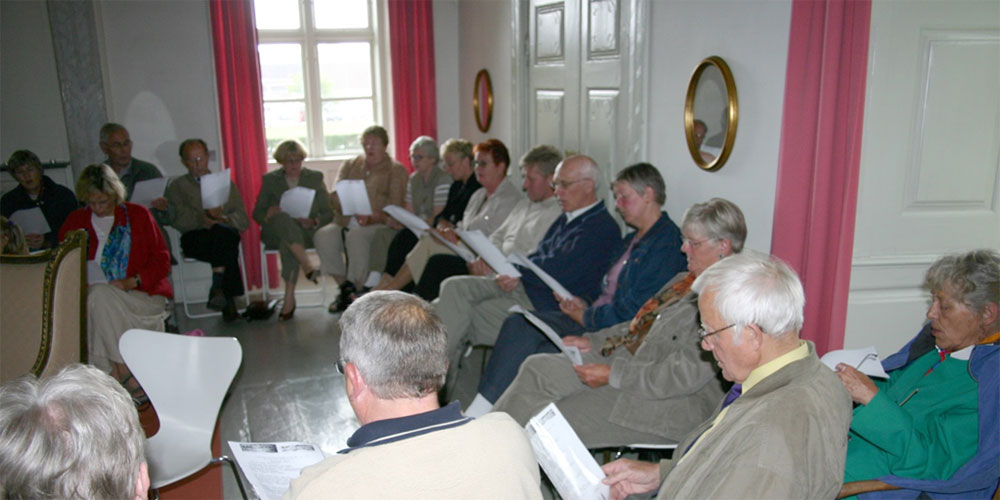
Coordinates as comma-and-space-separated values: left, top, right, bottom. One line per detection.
119, 329, 242, 436
0, 230, 87, 383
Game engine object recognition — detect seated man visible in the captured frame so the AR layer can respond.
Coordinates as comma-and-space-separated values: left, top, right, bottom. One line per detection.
433, 154, 621, 394
0, 364, 150, 500
601, 252, 852, 499
284, 291, 541, 499
164, 138, 249, 321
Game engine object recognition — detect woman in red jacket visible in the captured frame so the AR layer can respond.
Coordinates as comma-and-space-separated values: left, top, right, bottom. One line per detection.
60, 163, 172, 393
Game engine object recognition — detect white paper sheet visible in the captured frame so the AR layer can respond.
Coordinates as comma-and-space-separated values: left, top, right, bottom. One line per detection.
820, 346, 889, 378
199, 171, 231, 209
509, 305, 582, 365
279, 187, 316, 219
9, 207, 50, 235
457, 229, 521, 277
429, 230, 477, 262
130, 178, 167, 208
228, 441, 326, 500
335, 180, 372, 216
383, 204, 430, 236
526, 404, 610, 500
507, 252, 572, 299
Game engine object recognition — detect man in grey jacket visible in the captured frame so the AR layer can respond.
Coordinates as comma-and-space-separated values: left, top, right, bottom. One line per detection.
601, 252, 852, 500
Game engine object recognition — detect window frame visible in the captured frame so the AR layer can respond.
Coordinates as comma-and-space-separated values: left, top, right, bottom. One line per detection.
256, 0, 391, 162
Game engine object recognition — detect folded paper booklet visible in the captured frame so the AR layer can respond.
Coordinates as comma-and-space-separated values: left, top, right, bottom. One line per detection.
335, 179, 372, 216
820, 346, 888, 378
279, 187, 316, 219
228, 441, 325, 500
9, 207, 50, 235
526, 403, 610, 500
456, 229, 521, 277
428, 230, 476, 262
507, 252, 572, 299
383, 205, 430, 236
199, 170, 231, 209
508, 305, 582, 364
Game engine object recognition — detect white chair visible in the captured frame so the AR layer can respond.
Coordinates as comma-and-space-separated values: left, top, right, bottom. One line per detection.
168, 227, 249, 319
119, 329, 248, 499
260, 243, 328, 307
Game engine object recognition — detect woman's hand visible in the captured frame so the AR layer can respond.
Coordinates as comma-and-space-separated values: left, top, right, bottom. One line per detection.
495, 274, 520, 292
574, 363, 611, 388
109, 276, 140, 291
433, 227, 460, 244
836, 364, 879, 405
265, 205, 282, 221
561, 335, 592, 353
296, 217, 316, 229
558, 295, 587, 325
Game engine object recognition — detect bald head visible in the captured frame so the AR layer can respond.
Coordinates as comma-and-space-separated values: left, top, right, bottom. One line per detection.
552, 155, 600, 212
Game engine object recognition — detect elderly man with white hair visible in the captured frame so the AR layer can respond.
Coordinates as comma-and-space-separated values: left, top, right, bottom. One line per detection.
0, 364, 150, 500
601, 251, 852, 500
284, 291, 541, 499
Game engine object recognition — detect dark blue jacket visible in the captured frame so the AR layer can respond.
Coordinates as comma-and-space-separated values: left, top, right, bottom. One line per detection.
581, 211, 685, 330
519, 202, 619, 312
1, 175, 79, 249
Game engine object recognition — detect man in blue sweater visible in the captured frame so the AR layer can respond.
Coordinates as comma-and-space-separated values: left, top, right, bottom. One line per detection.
433, 154, 620, 397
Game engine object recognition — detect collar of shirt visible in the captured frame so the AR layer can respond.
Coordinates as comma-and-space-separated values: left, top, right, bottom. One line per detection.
741, 340, 810, 393
946, 344, 974, 361
339, 401, 471, 454
564, 200, 602, 224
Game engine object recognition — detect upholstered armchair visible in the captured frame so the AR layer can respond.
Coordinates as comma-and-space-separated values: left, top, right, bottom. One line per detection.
0, 229, 87, 382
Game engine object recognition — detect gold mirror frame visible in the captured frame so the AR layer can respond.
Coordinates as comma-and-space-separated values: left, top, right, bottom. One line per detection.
473, 69, 494, 133
684, 56, 739, 171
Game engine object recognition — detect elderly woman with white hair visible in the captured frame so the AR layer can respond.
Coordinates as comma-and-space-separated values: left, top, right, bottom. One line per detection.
0, 364, 150, 500
59, 164, 172, 391
836, 249, 999, 497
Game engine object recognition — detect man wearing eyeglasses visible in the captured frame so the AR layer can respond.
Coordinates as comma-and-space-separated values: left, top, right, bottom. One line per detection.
601, 252, 851, 500
284, 291, 541, 499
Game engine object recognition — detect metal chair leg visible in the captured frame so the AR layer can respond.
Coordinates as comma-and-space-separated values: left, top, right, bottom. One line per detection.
211, 455, 250, 500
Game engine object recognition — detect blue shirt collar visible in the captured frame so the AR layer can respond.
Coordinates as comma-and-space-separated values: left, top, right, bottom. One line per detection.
339, 401, 471, 454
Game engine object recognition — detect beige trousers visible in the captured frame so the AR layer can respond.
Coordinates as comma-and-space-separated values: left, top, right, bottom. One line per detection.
314, 223, 395, 285
87, 284, 168, 372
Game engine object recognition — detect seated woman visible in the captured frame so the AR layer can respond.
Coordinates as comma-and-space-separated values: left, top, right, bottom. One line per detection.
1, 216, 28, 255
58, 163, 172, 394
252, 139, 334, 320
314, 125, 408, 312
1, 150, 78, 251
486, 199, 747, 450
369, 139, 522, 298
836, 249, 999, 494
366, 136, 453, 295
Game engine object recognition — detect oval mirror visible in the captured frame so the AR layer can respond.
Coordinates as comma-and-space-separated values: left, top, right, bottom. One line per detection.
684, 56, 738, 171
474, 69, 494, 133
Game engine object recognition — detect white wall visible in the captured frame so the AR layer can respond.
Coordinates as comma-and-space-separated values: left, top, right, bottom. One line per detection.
433, 0, 461, 143
1, 1, 71, 163
96, 0, 221, 178
456, 0, 514, 148
648, 0, 792, 253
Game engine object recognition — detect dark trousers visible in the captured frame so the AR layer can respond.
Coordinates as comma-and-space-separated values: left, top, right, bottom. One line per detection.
384, 228, 418, 275
414, 254, 470, 300
180, 224, 244, 298
478, 309, 586, 402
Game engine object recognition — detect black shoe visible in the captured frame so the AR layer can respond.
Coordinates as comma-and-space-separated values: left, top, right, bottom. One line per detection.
222, 300, 240, 322
207, 287, 226, 311
330, 281, 356, 314
306, 269, 321, 284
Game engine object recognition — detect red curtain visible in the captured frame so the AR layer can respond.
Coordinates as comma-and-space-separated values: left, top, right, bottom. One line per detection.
770, 0, 872, 355
209, 0, 269, 289
388, 0, 437, 172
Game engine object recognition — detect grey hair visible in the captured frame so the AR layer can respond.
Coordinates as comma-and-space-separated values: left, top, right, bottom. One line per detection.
520, 145, 563, 177
409, 136, 440, 162
682, 198, 748, 253
76, 163, 127, 206
99, 122, 128, 143
0, 364, 146, 500
692, 250, 805, 338
273, 139, 308, 164
614, 162, 666, 205
923, 249, 1000, 331
440, 138, 474, 161
339, 291, 448, 399
575, 155, 601, 183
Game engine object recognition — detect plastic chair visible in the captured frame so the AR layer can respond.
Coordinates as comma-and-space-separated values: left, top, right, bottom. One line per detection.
260, 243, 328, 307
167, 227, 249, 319
119, 329, 248, 499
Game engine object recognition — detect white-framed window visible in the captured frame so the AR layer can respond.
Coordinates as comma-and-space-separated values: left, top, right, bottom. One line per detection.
254, 0, 388, 160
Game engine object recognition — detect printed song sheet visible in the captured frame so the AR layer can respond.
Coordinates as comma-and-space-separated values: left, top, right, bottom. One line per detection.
335, 180, 372, 216
383, 205, 430, 236
526, 404, 610, 500
228, 441, 325, 500
508, 305, 582, 364
130, 178, 167, 208
507, 252, 571, 299
820, 346, 888, 378
279, 187, 316, 219
429, 231, 476, 262
9, 207, 50, 235
456, 229, 521, 277
199, 171, 231, 209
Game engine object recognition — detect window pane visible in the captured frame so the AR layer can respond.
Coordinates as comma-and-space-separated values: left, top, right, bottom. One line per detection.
317, 43, 373, 99
263, 101, 307, 155
254, 0, 300, 30
313, 0, 369, 29
259, 44, 304, 100
322, 99, 373, 154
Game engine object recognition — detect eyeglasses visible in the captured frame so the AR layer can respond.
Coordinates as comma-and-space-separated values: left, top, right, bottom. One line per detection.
683, 237, 712, 248
698, 323, 734, 341
336, 359, 347, 375
549, 178, 591, 190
